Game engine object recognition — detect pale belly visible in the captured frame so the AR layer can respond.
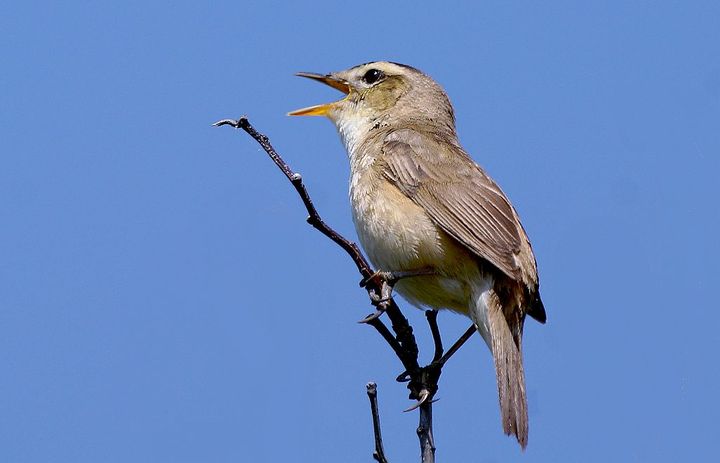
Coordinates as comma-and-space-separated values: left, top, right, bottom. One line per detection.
350, 172, 480, 314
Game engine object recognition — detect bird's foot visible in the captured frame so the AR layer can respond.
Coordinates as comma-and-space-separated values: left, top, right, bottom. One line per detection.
357, 271, 397, 323
403, 362, 442, 411
356, 274, 393, 323
358, 268, 436, 323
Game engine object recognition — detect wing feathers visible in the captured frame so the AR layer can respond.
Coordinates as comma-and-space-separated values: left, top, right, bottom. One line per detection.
381, 129, 528, 281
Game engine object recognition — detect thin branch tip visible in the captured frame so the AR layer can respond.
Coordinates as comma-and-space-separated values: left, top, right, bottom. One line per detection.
366, 381, 389, 463
212, 117, 246, 128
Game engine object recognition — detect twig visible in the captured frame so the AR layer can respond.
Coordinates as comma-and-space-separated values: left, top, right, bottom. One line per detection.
365, 317, 405, 362
366, 383, 389, 463
438, 325, 477, 368
213, 117, 373, 281
418, 401, 435, 463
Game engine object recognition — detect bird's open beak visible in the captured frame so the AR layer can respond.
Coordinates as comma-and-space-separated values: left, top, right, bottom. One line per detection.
288, 72, 351, 116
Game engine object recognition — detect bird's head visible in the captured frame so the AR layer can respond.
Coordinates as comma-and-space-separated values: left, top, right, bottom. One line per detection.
289, 61, 456, 138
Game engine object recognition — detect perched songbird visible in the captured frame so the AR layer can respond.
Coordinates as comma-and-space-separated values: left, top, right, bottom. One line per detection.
289, 61, 546, 449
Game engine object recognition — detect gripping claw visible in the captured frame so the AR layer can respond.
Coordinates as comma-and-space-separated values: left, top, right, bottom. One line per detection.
404, 389, 431, 412
358, 309, 385, 324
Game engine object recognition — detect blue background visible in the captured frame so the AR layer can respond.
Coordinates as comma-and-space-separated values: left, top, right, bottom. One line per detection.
2, 1, 719, 462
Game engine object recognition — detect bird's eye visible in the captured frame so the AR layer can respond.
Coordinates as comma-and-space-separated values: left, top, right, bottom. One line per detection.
362, 69, 385, 85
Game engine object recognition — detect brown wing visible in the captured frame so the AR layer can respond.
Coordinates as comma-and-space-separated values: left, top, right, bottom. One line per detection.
380, 128, 527, 281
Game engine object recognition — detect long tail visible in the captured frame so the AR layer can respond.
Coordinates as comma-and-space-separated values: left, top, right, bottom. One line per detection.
473, 289, 529, 449
488, 292, 528, 449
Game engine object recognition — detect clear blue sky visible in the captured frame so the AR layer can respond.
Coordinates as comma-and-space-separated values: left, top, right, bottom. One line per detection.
2, 1, 719, 462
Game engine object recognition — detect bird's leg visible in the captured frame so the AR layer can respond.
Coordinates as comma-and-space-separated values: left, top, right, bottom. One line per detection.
358, 280, 395, 323
360, 267, 436, 292
358, 268, 436, 323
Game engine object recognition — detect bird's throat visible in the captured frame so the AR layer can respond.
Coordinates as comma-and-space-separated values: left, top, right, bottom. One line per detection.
334, 113, 377, 161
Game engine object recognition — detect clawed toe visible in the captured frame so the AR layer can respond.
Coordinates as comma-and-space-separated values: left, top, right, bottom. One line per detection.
403, 389, 431, 412
359, 270, 393, 289
358, 309, 385, 324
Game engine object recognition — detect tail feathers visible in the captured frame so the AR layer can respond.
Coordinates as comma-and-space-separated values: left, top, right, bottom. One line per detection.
527, 291, 547, 324
487, 295, 529, 449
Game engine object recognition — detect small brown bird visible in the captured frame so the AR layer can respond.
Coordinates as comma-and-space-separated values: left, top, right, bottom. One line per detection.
290, 61, 546, 449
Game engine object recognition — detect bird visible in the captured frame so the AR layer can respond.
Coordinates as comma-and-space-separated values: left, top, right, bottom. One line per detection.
289, 61, 546, 449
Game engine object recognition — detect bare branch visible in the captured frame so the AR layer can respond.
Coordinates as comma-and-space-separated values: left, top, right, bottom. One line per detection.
365, 317, 405, 363
366, 383, 389, 463
213, 116, 373, 281
438, 325, 477, 368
